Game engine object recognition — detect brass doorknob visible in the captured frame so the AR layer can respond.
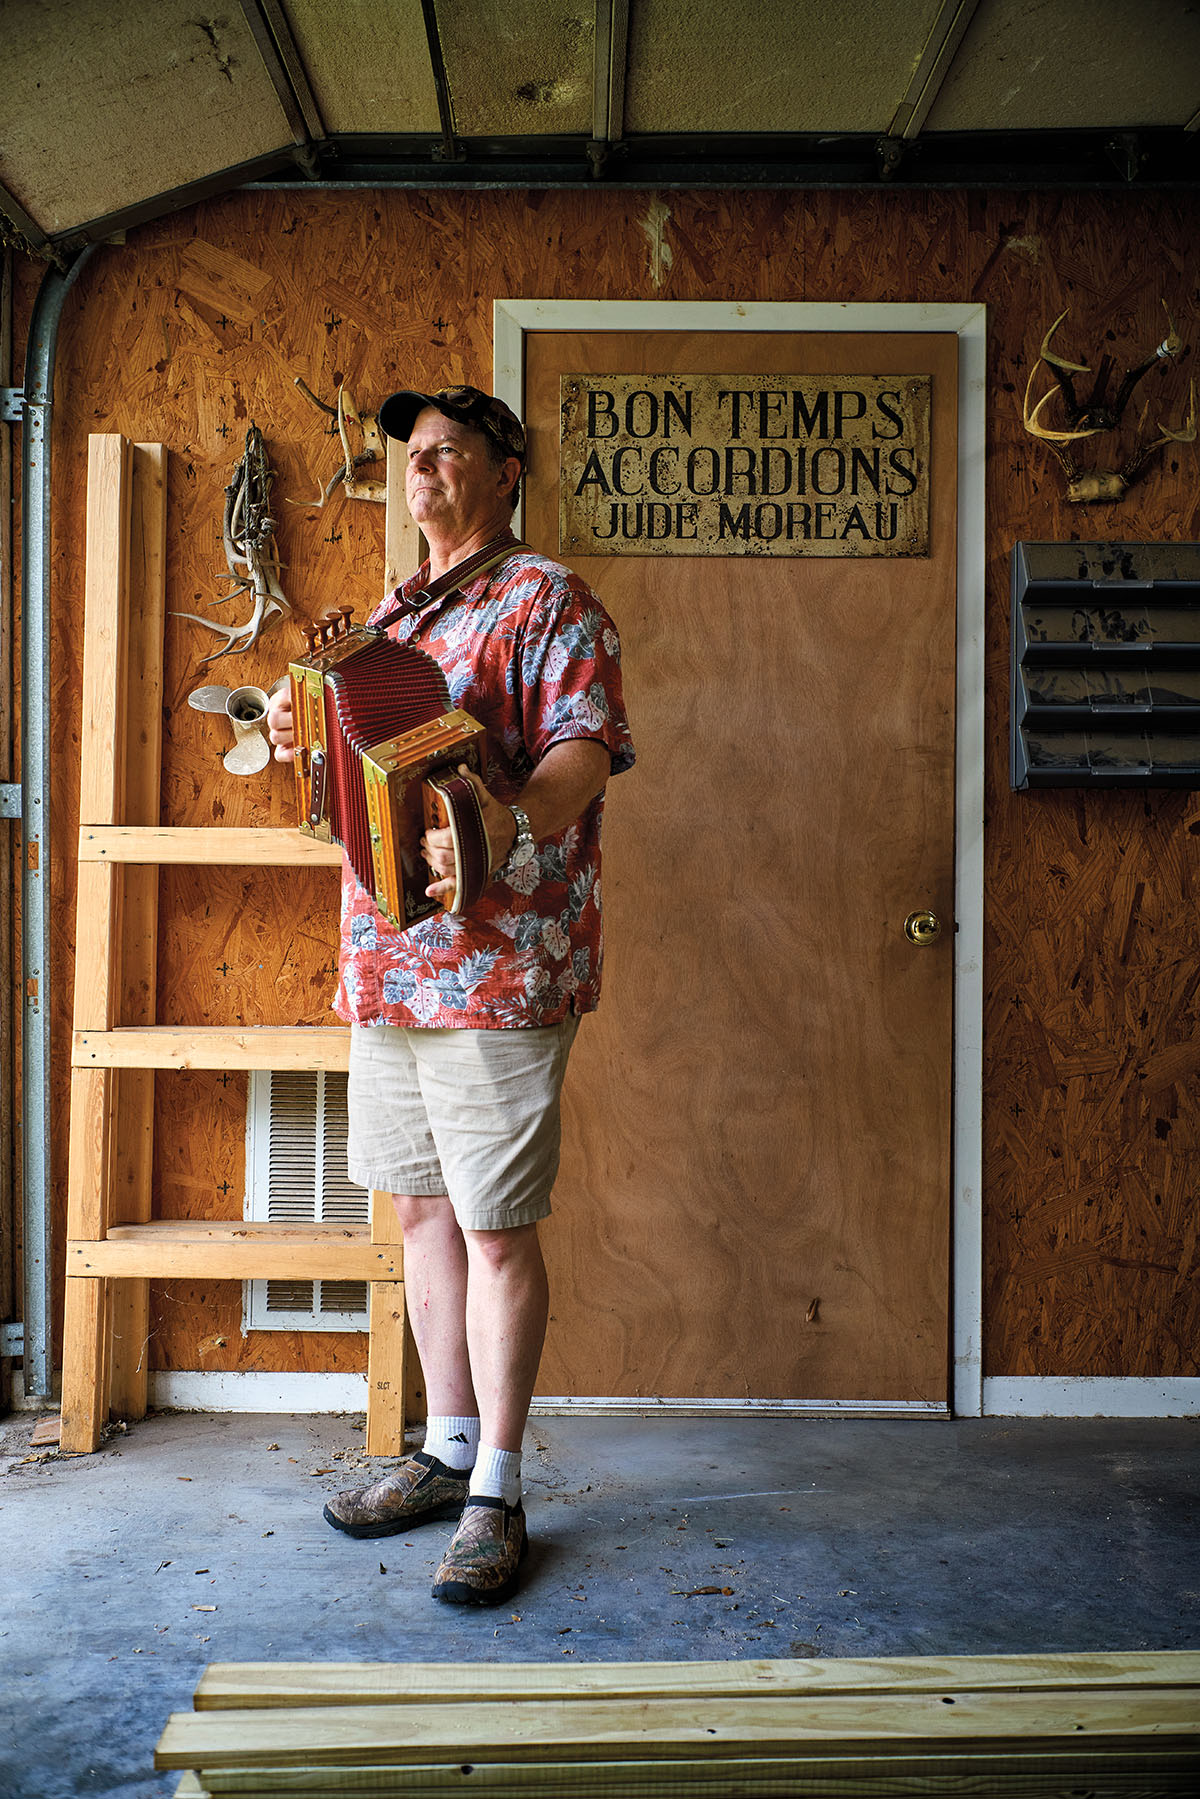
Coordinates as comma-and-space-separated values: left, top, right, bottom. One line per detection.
903, 909, 942, 947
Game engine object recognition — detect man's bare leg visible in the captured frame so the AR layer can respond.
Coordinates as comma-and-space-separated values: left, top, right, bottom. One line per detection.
463, 1221, 549, 1454
389, 1200, 549, 1449
322, 1191, 475, 1539
390, 1191, 476, 1418
429, 1221, 547, 1605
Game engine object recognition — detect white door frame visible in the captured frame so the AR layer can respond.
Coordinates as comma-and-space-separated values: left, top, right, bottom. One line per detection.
496, 298, 988, 1419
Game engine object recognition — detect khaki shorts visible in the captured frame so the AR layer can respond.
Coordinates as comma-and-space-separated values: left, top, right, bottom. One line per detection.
346, 1018, 580, 1231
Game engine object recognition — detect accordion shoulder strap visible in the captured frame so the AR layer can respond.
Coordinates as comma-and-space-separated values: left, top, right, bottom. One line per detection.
376, 534, 531, 630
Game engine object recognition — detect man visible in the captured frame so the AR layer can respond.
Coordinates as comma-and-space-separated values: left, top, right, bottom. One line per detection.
266, 384, 633, 1605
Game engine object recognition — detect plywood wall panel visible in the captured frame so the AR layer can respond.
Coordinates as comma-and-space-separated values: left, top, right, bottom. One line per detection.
29, 183, 1200, 1386
973, 189, 1200, 1377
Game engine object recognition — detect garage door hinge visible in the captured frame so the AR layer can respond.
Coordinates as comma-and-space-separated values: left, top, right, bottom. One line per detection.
1, 388, 24, 424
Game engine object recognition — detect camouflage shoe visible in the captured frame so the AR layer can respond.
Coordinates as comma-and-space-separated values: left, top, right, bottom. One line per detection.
323, 1450, 470, 1539
431, 1495, 528, 1606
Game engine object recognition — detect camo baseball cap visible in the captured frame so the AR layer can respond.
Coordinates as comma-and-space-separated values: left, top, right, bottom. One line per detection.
377, 385, 526, 463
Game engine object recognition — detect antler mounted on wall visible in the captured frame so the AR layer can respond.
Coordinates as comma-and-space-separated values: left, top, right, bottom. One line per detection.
1022, 302, 1196, 503
174, 424, 291, 663
293, 377, 386, 506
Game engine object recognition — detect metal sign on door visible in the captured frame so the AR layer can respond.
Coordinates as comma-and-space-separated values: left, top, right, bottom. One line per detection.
560, 373, 931, 558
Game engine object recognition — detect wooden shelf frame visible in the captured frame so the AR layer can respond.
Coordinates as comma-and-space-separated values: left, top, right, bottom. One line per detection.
58, 435, 407, 1456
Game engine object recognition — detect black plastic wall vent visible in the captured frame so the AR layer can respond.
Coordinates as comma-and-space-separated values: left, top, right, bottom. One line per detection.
1011, 541, 1200, 790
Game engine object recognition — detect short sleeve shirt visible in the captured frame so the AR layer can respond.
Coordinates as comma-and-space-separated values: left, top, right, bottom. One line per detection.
333, 541, 635, 1029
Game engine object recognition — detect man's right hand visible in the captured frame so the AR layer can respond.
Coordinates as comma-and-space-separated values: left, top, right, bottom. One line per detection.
267, 687, 296, 763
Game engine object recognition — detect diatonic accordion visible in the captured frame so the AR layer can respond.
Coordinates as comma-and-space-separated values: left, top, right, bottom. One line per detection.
289, 610, 490, 929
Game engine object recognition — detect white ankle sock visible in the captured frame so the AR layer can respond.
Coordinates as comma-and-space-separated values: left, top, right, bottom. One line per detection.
422, 1415, 479, 1473
470, 1443, 522, 1507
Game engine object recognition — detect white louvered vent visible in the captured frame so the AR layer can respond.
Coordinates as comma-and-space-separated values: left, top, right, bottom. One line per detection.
243, 1069, 370, 1333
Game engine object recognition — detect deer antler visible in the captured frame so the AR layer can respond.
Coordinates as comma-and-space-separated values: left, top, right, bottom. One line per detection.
1023, 362, 1105, 445
1033, 308, 1093, 420
1026, 302, 1185, 440
1111, 300, 1182, 419
1121, 378, 1197, 487
173, 425, 290, 663
291, 376, 383, 507
1022, 304, 1195, 504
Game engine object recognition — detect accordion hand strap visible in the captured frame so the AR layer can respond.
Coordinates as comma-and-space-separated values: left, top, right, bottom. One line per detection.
423, 769, 492, 916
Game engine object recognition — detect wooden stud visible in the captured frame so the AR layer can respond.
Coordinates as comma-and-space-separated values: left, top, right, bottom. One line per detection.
60, 435, 133, 1454
365, 1191, 405, 1455
58, 1270, 112, 1454
78, 435, 132, 827
383, 435, 421, 597
109, 442, 168, 1420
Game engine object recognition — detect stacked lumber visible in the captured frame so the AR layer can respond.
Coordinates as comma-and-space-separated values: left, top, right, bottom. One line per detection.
158, 1652, 1200, 1796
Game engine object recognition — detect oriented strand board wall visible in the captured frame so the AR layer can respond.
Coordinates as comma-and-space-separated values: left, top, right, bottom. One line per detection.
30, 185, 1200, 1382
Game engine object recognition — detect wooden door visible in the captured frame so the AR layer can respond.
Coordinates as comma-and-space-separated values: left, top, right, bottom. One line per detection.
525, 330, 958, 1406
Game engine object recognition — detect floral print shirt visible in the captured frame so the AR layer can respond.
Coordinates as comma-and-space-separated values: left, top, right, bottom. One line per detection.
333, 541, 635, 1029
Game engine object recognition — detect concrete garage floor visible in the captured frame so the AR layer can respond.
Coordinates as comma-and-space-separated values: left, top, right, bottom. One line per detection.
0, 1409, 1197, 1798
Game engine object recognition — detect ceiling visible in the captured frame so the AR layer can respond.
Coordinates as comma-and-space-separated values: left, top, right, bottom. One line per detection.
3, 0, 1200, 260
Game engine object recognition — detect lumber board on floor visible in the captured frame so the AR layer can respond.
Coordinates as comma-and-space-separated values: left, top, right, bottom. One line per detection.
168, 1761, 1200, 1799
194, 1651, 1200, 1710
170, 1750, 1200, 1799
184, 1758, 1200, 1799
164, 1654, 1200, 1797
155, 1688, 1200, 1772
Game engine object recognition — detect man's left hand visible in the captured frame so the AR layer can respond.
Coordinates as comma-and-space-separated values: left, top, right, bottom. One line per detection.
420, 740, 611, 905
421, 766, 516, 902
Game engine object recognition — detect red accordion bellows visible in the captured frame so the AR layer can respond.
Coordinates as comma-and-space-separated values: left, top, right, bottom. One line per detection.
290, 622, 489, 929
322, 638, 453, 896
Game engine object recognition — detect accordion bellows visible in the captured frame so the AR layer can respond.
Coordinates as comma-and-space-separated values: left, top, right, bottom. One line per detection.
290, 617, 489, 930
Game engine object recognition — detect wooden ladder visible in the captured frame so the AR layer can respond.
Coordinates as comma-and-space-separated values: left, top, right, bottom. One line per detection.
58, 433, 408, 1455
